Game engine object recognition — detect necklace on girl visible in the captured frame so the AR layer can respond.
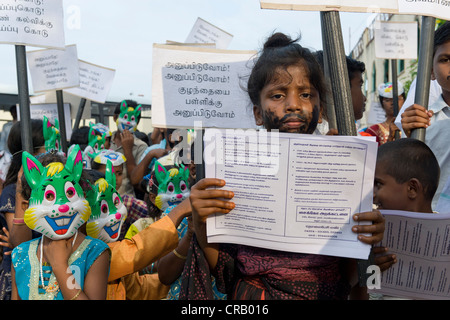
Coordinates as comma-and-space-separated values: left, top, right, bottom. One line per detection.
39, 231, 78, 294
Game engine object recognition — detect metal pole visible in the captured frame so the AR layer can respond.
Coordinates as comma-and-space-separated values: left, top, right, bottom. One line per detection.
391, 60, 400, 140
15, 45, 33, 153
320, 11, 356, 136
321, 31, 338, 131
98, 103, 105, 124
195, 129, 205, 183
73, 98, 87, 130
56, 89, 68, 154
411, 16, 436, 142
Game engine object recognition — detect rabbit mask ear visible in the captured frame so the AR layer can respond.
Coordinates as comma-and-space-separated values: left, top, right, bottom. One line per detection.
22, 151, 45, 190
105, 160, 116, 189
65, 144, 83, 183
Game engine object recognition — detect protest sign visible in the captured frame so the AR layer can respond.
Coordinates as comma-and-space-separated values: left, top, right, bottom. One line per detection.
398, 0, 450, 21
370, 210, 450, 300
260, 0, 450, 21
64, 60, 116, 104
367, 101, 387, 126
26, 44, 80, 93
0, 0, 65, 48
151, 44, 257, 129
166, 40, 216, 49
206, 129, 377, 260
17, 102, 72, 139
185, 17, 233, 50
259, 0, 397, 13
375, 21, 418, 60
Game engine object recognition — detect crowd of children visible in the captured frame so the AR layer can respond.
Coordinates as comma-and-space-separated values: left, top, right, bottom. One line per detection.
0, 21, 448, 300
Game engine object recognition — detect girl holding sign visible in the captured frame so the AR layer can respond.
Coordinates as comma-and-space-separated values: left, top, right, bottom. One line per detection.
182, 32, 385, 300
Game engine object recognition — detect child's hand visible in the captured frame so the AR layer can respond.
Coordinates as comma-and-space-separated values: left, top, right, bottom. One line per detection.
400, 104, 434, 137
387, 122, 401, 142
0, 227, 12, 254
372, 246, 397, 272
189, 178, 235, 225
43, 237, 74, 269
352, 209, 385, 245
121, 129, 135, 152
325, 128, 339, 135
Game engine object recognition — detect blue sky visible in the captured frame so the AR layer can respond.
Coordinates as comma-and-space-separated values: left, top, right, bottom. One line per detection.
0, 0, 374, 104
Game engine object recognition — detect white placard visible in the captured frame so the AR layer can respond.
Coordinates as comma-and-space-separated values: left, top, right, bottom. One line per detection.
64, 60, 116, 104
151, 44, 257, 129
185, 17, 233, 50
0, 0, 65, 48
260, 0, 398, 13
367, 101, 387, 126
17, 103, 72, 139
206, 129, 377, 260
375, 22, 418, 60
166, 40, 216, 49
26, 44, 79, 93
370, 210, 450, 300
398, 0, 450, 22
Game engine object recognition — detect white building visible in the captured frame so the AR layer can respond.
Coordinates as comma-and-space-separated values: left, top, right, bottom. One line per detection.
350, 13, 422, 130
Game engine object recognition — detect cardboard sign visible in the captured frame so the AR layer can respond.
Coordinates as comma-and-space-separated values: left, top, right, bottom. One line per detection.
0, 0, 65, 48
367, 101, 386, 126
260, 0, 450, 21
398, 0, 450, 21
151, 44, 257, 129
16, 103, 72, 139
27, 44, 80, 93
185, 17, 233, 50
64, 60, 116, 104
375, 21, 418, 60
259, 0, 397, 13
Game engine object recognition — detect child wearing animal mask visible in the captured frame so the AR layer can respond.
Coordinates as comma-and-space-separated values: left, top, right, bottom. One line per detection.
110, 100, 148, 197
10, 146, 111, 300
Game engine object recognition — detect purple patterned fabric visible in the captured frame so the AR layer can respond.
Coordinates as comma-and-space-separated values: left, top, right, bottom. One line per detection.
179, 236, 351, 300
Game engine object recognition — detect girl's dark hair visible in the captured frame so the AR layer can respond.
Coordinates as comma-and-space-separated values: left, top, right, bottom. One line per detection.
69, 126, 90, 151
377, 138, 440, 201
247, 32, 327, 110
3, 119, 45, 188
434, 21, 450, 56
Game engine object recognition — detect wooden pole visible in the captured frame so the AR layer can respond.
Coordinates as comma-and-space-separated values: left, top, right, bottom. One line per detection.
320, 11, 356, 136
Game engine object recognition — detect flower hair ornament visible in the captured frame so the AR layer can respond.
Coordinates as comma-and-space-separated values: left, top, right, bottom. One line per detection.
22, 144, 91, 240
116, 100, 142, 132
86, 161, 127, 243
